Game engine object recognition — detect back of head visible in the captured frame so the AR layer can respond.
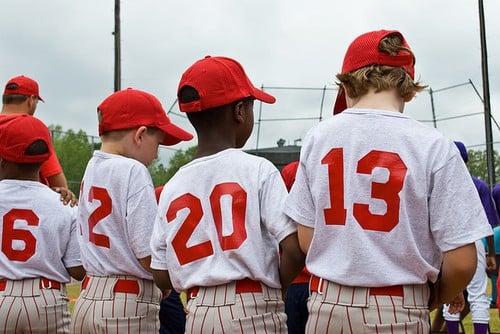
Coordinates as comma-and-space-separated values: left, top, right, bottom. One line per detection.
454, 141, 468, 163
0, 114, 52, 164
3, 75, 44, 104
333, 29, 426, 114
97, 88, 193, 146
177, 55, 276, 114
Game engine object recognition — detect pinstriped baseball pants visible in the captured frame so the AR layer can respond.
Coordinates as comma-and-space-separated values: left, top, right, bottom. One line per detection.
306, 279, 430, 334
70, 275, 162, 334
0, 278, 70, 333
185, 281, 287, 333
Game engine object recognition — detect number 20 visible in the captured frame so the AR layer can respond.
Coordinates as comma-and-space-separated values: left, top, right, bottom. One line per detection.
322, 148, 407, 232
166, 182, 248, 265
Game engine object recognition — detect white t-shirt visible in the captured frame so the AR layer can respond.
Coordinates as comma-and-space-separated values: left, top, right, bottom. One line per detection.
77, 151, 157, 279
284, 108, 493, 286
150, 148, 297, 291
0, 180, 80, 282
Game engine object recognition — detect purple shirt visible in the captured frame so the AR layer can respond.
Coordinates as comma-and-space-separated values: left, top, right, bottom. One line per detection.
474, 177, 499, 228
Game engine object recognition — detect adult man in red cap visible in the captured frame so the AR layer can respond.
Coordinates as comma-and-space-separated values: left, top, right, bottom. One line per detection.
1, 75, 75, 205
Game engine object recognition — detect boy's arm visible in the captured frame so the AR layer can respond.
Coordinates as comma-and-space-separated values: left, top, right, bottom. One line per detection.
485, 235, 497, 275
297, 224, 314, 254
151, 269, 173, 298
67, 265, 86, 281
279, 232, 306, 293
138, 256, 153, 273
429, 242, 477, 310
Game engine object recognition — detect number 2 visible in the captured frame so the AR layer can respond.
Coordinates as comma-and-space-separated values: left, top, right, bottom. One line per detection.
87, 186, 111, 248
322, 148, 407, 232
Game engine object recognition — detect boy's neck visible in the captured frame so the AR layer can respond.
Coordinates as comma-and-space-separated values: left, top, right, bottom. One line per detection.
1, 173, 40, 182
349, 89, 405, 113
193, 130, 240, 159
100, 141, 129, 157
194, 143, 234, 159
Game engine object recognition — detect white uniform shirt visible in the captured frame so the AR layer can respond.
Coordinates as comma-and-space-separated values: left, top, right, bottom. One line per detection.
150, 148, 297, 291
0, 180, 80, 282
284, 109, 493, 286
77, 151, 157, 279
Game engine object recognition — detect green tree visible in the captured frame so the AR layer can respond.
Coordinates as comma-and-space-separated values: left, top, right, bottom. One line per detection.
149, 146, 197, 187
49, 125, 95, 195
465, 148, 500, 184
149, 159, 169, 188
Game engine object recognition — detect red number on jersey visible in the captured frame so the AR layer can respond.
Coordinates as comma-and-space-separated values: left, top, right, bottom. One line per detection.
323, 149, 407, 232
166, 182, 248, 265
167, 193, 214, 265
88, 186, 111, 248
1, 209, 39, 262
210, 183, 247, 251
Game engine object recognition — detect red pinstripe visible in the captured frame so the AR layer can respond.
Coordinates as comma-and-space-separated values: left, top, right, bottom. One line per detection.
346, 303, 354, 334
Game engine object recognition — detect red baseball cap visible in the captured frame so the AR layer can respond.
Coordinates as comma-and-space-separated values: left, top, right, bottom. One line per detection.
3, 75, 44, 102
177, 56, 276, 112
333, 30, 415, 114
97, 88, 193, 146
0, 114, 53, 163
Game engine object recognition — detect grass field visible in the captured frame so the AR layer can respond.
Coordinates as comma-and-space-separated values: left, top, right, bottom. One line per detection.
66, 282, 500, 333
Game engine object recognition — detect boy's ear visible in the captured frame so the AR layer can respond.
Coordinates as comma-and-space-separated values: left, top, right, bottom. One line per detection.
133, 126, 148, 144
233, 101, 246, 124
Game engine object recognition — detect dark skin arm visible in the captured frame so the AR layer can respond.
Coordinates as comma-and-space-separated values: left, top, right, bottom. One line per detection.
485, 235, 496, 275
52, 186, 78, 207
67, 265, 86, 281
279, 232, 306, 296
151, 269, 173, 299
46, 172, 68, 188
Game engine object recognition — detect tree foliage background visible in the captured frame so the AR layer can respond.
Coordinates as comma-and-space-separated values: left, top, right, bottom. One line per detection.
467, 148, 500, 183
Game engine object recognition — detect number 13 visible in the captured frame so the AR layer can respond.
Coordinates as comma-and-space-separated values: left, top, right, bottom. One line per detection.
322, 148, 407, 232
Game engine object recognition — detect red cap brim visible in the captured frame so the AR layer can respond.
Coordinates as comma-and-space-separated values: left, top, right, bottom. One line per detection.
333, 89, 347, 115
252, 88, 276, 104
159, 122, 194, 146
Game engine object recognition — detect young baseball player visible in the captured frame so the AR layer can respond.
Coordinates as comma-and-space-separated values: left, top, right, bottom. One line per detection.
70, 88, 193, 333
441, 141, 497, 334
283, 30, 493, 333
150, 55, 305, 333
0, 114, 85, 333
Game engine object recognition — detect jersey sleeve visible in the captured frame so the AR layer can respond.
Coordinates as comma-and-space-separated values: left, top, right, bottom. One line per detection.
39, 151, 63, 179
125, 167, 158, 260
429, 156, 493, 252
62, 206, 83, 268
260, 168, 297, 242
284, 159, 316, 228
150, 209, 169, 270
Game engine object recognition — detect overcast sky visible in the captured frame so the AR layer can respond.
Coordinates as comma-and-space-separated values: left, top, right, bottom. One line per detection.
1, 0, 499, 163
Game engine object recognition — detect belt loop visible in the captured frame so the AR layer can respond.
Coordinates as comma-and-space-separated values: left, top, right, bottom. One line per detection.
40, 278, 52, 289
317, 277, 324, 295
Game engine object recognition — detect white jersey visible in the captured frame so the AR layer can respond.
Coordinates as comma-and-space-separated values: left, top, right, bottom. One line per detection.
150, 148, 296, 291
0, 179, 80, 282
77, 150, 157, 279
284, 108, 493, 287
